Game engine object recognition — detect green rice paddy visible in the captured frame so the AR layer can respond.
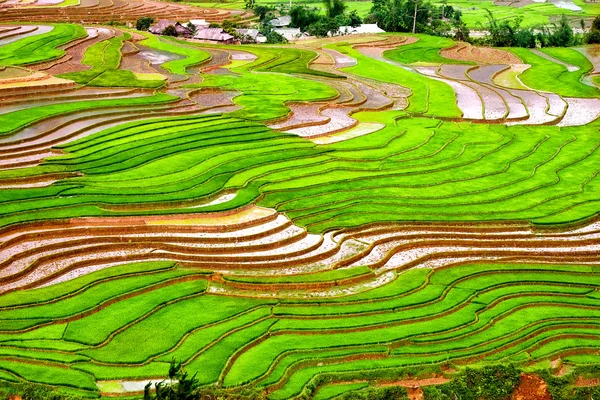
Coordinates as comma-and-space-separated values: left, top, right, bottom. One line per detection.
1, 17, 600, 400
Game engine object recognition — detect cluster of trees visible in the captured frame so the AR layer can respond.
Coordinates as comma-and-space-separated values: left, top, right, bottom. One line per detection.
251, 0, 362, 38
365, 0, 468, 39
585, 16, 600, 44
289, 0, 362, 37
249, 5, 289, 42
480, 11, 578, 47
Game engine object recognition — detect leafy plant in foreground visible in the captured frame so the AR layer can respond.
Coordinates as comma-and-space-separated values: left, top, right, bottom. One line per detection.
144, 360, 201, 400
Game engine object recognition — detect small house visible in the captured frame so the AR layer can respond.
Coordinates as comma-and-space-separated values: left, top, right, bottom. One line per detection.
193, 27, 235, 44
336, 24, 385, 35
269, 15, 291, 28
149, 20, 193, 37
236, 28, 267, 43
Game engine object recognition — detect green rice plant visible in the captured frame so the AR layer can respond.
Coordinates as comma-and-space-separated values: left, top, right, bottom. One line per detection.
0, 93, 177, 138
138, 34, 210, 75
383, 34, 473, 65
509, 47, 599, 98
0, 24, 87, 66
0, 358, 97, 391
63, 279, 209, 345
73, 361, 170, 380
313, 382, 369, 400
60, 33, 164, 88
186, 318, 277, 384
156, 307, 272, 363
0, 270, 202, 322
0, 347, 89, 364
0, 261, 175, 308
81, 295, 274, 363
324, 41, 461, 117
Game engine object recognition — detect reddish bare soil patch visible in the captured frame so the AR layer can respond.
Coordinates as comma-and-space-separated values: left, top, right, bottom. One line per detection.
576, 376, 600, 387
441, 42, 521, 65
512, 374, 552, 400
407, 387, 424, 400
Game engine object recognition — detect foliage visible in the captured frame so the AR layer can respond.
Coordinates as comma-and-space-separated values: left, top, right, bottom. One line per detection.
252, 5, 273, 21
290, 4, 321, 30
144, 360, 200, 400
307, 17, 340, 36
348, 10, 363, 26
163, 25, 178, 37
336, 386, 409, 399
136, 17, 154, 31
585, 15, 600, 44
423, 365, 521, 400
369, 0, 460, 34
186, 22, 198, 36
536, 14, 575, 46
0, 382, 86, 400
483, 10, 576, 47
323, 0, 346, 18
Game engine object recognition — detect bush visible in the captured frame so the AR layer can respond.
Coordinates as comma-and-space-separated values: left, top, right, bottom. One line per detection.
163, 25, 178, 37
423, 365, 521, 400
338, 386, 409, 400
290, 5, 321, 30
585, 16, 600, 44
0, 382, 86, 400
136, 17, 154, 31
264, 29, 288, 43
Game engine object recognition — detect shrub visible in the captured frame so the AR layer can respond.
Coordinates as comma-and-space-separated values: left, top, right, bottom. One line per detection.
423, 365, 521, 400
163, 25, 178, 37
136, 17, 154, 31
0, 382, 86, 400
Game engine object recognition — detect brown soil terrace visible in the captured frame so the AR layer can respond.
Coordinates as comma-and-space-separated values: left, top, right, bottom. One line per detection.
441, 42, 522, 65
2, 204, 600, 295
0, 0, 233, 24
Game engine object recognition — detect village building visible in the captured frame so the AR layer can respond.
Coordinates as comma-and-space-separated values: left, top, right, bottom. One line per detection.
193, 27, 235, 44
273, 27, 308, 41
236, 28, 267, 43
269, 15, 291, 28
337, 23, 385, 35
149, 19, 193, 37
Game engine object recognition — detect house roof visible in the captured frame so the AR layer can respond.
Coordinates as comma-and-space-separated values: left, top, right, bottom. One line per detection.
149, 19, 178, 34
194, 27, 234, 41
269, 15, 291, 27
273, 27, 305, 40
337, 24, 385, 35
189, 19, 209, 26
175, 24, 192, 36
236, 28, 259, 39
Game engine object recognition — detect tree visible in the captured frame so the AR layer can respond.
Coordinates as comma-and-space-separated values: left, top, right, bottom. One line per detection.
585, 15, 600, 43
348, 10, 362, 27
594, 15, 600, 31
144, 360, 200, 400
135, 17, 154, 31
549, 14, 574, 46
252, 5, 272, 21
264, 29, 288, 43
369, 0, 433, 33
186, 22, 197, 36
323, 0, 346, 18
289, 5, 320, 30
453, 19, 469, 41
162, 25, 178, 36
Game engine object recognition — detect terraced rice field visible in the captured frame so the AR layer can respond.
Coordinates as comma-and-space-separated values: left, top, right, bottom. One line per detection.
1, 21, 600, 400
